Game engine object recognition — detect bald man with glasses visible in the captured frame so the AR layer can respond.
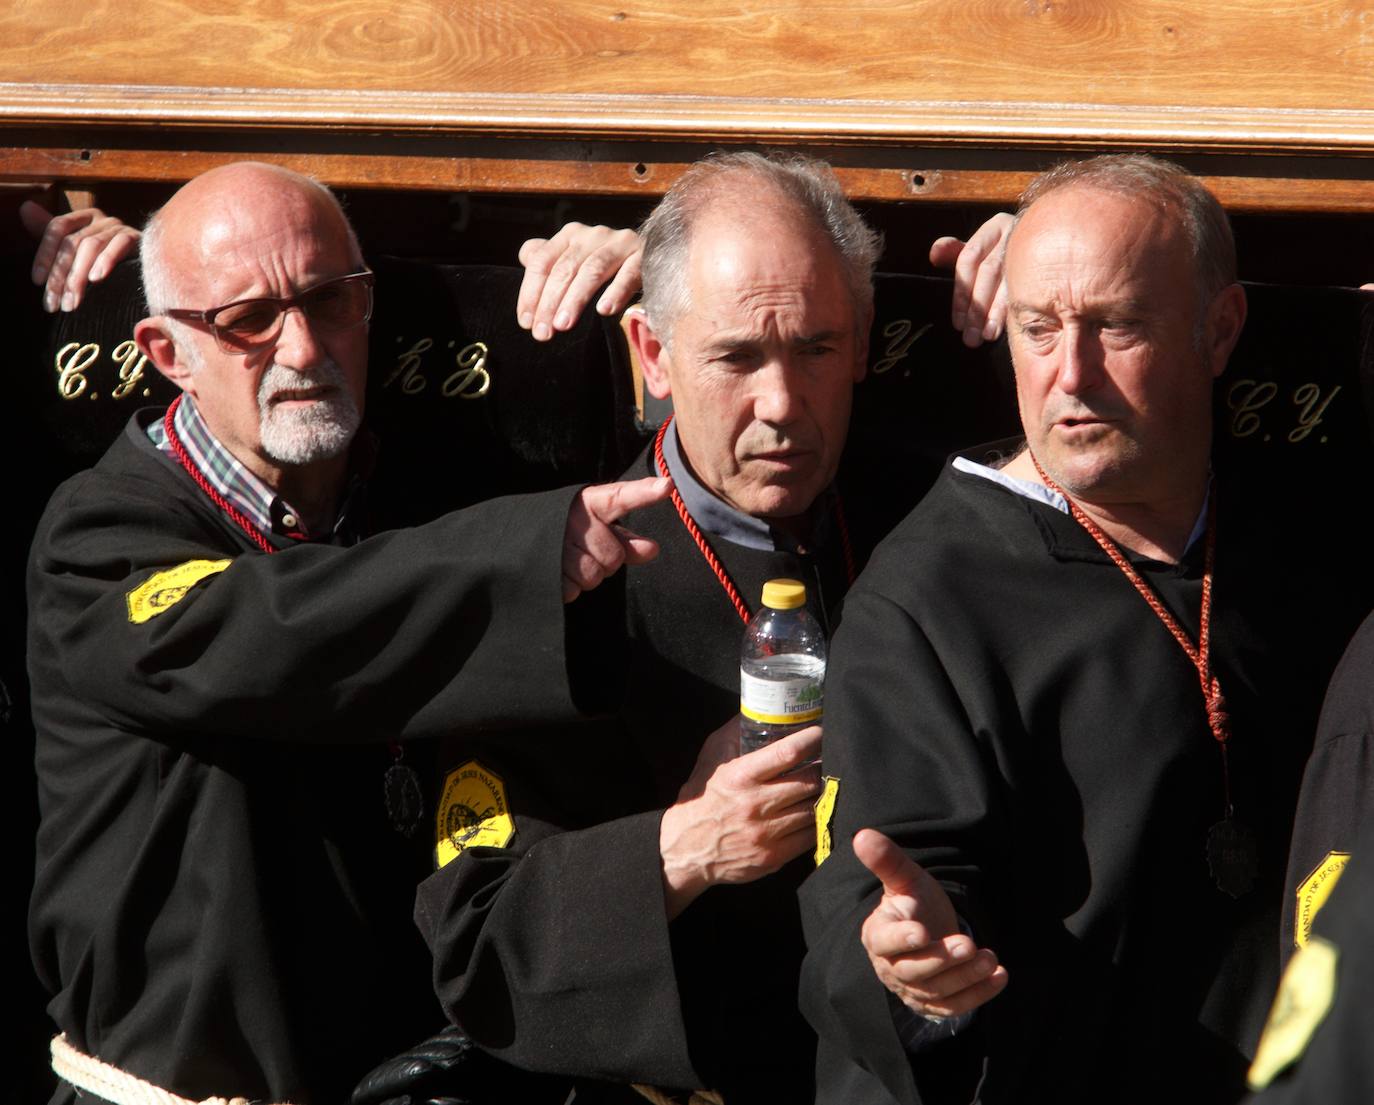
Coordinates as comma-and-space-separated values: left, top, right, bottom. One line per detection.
26, 162, 669, 1105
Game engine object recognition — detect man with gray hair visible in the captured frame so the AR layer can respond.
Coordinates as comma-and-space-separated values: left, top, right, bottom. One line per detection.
800, 154, 1334, 1104
412, 150, 882, 1104
27, 161, 671, 1105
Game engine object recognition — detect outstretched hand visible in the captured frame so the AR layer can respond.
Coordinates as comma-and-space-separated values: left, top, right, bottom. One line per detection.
22, 201, 140, 314
562, 476, 672, 602
855, 828, 1007, 1019
929, 212, 1014, 348
517, 222, 643, 341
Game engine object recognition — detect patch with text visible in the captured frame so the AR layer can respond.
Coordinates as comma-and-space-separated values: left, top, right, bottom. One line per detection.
435, 759, 515, 868
126, 559, 231, 624
1294, 851, 1350, 949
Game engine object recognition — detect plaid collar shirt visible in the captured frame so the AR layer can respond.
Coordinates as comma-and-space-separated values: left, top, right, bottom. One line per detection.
147, 396, 314, 540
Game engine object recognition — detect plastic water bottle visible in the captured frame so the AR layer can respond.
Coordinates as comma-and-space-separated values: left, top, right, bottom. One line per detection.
739, 578, 826, 754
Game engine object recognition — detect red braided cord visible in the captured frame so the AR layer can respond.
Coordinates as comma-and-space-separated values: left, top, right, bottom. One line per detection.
1030, 455, 1228, 748
651, 416, 859, 626
163, 395, 277, 555
654, 417, 751, 625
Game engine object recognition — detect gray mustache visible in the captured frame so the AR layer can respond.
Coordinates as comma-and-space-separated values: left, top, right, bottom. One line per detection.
258, 360, 347, 404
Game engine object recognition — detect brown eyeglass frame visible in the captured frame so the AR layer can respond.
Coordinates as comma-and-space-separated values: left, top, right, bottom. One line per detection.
164, 270, 375, 354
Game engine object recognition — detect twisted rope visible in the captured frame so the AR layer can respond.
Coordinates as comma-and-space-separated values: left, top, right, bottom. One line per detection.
50, 1034, 292, 1105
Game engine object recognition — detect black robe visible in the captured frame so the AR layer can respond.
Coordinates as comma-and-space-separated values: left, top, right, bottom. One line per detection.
1279, 609, 1374, 957
1247, 823, 1374, 1104
415, 441, 858, 1104
28, 410, 586, 1105
800, 454, 1345, 1105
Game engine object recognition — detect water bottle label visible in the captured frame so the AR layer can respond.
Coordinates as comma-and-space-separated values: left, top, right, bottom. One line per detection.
739, 667, 824, 725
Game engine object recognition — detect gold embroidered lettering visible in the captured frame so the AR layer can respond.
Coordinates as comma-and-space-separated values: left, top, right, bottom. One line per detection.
1226, 380, 1277, 439
871, 319, 932, 376
442, 341, 491, 399
55, 342, 100, 400
384, 338, 432, 394
111, 340, 148, 400
1288, 383, 1340, 444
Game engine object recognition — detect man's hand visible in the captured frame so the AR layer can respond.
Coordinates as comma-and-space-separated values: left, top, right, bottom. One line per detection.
516, 222, 643, 341
856, 828, 1008, 1020
21, 201, 140, 314
929, 212, 1014, 348
659, 722, 823, 920
562, 476, 672, 602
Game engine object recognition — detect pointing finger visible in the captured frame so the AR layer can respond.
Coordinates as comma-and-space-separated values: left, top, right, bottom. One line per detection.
580, 476, 673, 525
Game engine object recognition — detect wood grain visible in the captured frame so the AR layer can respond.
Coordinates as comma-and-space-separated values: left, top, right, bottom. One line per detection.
4, 2, 1374, 143
4, 0, 1373, 110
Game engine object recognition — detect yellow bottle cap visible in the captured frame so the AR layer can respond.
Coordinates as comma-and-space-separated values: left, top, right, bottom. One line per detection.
761, 578, 806, 610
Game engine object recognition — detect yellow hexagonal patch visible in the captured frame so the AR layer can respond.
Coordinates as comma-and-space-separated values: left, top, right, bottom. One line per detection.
1294, 851, 1350, 950
1247, 935, 1339, 1090
434, 760, 514, 869
126, 559, 231, 624
814, 776, 840, 867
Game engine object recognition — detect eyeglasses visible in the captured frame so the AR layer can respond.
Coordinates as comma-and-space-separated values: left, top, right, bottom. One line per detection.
165, 270, 375, 354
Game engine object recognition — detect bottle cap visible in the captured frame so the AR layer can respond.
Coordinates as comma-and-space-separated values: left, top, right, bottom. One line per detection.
761, 578, 806, 610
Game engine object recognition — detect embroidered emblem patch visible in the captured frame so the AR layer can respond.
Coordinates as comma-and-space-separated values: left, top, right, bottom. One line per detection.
1247, 935, 1339, 1090
126, 559, 231, 624
434, 760, 514, 869
1294, 851, 1351, 949
814, 776, 840, 866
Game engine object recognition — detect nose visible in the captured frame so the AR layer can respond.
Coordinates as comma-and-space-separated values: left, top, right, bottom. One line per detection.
752, 357, 804, 425
1056, 324, 1104, 395
271, 304, 328, 371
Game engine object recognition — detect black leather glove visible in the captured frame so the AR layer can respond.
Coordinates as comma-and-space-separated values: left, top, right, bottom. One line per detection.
350, 1025, 572, 1105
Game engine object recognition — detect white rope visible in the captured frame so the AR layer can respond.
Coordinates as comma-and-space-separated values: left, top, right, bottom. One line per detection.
50, 1034, 292, 1105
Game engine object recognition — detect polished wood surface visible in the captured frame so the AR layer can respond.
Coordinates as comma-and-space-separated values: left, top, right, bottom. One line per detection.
3, 0, 1374, 206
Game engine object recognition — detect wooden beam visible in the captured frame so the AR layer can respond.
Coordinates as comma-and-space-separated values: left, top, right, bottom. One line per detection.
6, 142, 1374, 214
7, 82, 1374, 156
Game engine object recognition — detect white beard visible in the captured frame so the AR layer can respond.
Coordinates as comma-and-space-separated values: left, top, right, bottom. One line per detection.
256, 360, 361, 466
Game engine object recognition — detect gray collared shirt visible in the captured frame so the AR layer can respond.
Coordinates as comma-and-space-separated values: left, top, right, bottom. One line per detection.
660, 419, 834, 551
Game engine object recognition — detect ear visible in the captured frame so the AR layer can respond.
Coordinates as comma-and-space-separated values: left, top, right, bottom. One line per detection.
135, 317, 196, 395
627, 308, 673, 400
1204, 283, 1247, 378
854, 302, 875, 383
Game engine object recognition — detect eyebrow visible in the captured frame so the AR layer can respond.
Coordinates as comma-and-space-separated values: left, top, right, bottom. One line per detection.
1007, 299, 1150, 317
701, 329, 847, 352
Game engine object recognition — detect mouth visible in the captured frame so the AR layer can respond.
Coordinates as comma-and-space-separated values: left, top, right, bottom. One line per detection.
268, 385, 335, 406
1055, 416, 1114, 432
750, 447, 813, 465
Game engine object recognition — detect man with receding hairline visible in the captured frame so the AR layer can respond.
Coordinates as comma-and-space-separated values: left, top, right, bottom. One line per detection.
27, 161, 670, 1105
801, 154, 1340, 1105
412, 150, 880, 1105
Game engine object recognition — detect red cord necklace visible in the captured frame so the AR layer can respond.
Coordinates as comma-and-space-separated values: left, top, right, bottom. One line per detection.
653, 416, 856, 625
1030, 454, 1255, 897
163, 395, 277, 555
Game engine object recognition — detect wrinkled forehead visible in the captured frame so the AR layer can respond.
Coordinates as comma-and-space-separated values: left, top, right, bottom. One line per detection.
1007, 186, 1189, 299
166, 175, 355, 300
684, 210, 853, 319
